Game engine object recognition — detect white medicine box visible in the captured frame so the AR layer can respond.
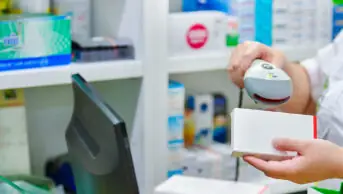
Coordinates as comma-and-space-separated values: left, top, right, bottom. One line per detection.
168, 11, 227, 57
154, 175, 270, 194
231, 108, 317, 159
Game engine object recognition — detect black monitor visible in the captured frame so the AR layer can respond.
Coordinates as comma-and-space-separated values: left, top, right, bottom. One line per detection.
65, 73, 139, 194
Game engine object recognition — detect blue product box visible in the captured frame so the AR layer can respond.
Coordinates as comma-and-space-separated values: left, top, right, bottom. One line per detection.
182, 0, 236, 15
167, 80, 185, 178
255, 0, 273, 46
333, 5, 343, 39
0, 14, 71, 72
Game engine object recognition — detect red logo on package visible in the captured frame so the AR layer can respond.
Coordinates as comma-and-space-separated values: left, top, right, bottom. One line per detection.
186, 24, 209, 49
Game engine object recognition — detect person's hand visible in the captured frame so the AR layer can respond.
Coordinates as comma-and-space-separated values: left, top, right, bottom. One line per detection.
243, 138, 343, 184
228, 41, 288, 88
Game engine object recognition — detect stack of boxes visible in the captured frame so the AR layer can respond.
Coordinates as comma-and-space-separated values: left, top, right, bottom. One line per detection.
167, 81, 186, 177
180, 144, 236, 181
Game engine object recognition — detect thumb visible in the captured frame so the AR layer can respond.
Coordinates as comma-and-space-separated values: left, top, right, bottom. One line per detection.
273, 138, 309, 153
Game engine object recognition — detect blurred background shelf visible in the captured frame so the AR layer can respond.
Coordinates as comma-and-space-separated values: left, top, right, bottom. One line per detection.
0, 60, 142, 90
169, 52, 229, 74
169, 47, 319, 75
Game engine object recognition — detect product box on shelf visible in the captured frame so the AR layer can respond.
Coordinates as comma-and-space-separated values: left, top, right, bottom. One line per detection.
182, 0, 236, 15
181, 148, 216, 179
168, 80, 186, 178
180, 144, 236, 180
154, 175, 270, 194
213, 94, 229, 143
184, 94, 214, 148
51, 0, 91, 40
0, 13, 71, 71
209, 143, 236, 180
181, 0, 239, 47
71, 37, 135, 62
168, 11, 227, 57
231, 108, 317, 160
333, 4, 343, 40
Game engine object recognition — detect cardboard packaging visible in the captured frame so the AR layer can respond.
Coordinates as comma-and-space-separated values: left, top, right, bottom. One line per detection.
180, 144, 237, 181
168, 81, 186, 177
154, 175, 270, 194
0, 14, 71, 71
231, 108, 316, 159
168, 11, 227, 57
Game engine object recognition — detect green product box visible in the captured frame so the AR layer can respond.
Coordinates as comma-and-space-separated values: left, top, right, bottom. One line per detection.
333, 0, 343, 5
308, 183, 343, 194
0, 13, 71, 72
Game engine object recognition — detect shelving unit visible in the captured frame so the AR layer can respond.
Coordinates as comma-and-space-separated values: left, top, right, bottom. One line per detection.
0, 0, 326, 193
0, 60, 142, 90
169, 47, 319, 75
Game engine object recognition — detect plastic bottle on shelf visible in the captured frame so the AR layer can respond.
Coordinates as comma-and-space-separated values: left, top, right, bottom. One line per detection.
11, 0, 50, 13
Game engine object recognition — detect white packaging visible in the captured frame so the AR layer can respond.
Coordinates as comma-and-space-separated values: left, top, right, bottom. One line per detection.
181, 144, 237, 180
193, 95, 214, 148
154, 175, 270, 194
231, 108, 316, 159
12, 0, 50, 13
195, 150, 221, 179
209, 143, 237, 180
167, 81, 186, 177
180, 149, 219, 179
52, 0, 91, 39
0, 89, 31, 175
168, 11, 227, 57
307, 188, 323, 194
180, 149, 198, 177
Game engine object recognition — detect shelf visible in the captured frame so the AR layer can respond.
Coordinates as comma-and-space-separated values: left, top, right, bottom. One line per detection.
169, 47, 320, 74
0, 60, 143, 90
169, 51, 229, 74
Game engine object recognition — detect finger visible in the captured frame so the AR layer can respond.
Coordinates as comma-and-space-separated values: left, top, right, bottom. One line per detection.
243, 156, 292, 179
228, 46, 246, 88
273, 138, 309, 153
239, 42, 271, 70
228, 47, 241, 71
270, 54, 286, 69
229, 42, 260, 72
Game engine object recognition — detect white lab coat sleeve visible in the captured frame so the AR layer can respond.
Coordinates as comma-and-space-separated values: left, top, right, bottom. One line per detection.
301, 57, 326, 102
300, 31, 343, 102
316, 81, 343, 146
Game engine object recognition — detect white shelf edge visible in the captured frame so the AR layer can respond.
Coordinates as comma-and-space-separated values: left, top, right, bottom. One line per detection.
0, 60, 142, 90
169, 51, 229, 74
256, 177, 313, 194
168, 47, 320, 74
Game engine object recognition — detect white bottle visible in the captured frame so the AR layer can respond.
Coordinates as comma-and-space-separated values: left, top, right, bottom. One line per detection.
12, 0, 50, 13
52, 0, 91, 39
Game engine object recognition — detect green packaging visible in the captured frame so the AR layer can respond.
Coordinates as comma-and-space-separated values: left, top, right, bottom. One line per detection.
333, 0, 343, 5
0, 13, 71, 71
309, 182, 343, 194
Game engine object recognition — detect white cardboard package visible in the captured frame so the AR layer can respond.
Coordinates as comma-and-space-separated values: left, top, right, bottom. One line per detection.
154, 175, 270, 194
307, 187, 323, 194
168, 11, 227, 57
231, 108, 317, 159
